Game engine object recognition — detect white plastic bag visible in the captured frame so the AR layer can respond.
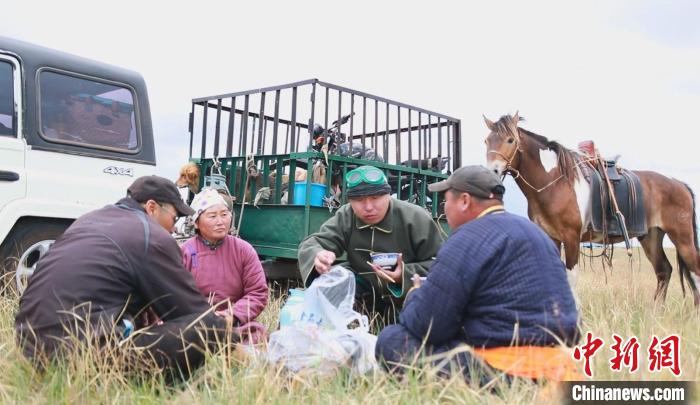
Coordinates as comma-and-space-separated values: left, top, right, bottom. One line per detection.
267, 266, 377, 374
267, 326, 377, 374
301, 265, 369, 331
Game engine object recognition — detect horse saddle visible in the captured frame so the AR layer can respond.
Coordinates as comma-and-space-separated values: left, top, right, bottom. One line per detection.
578, 141, 622, 181
588, 168, 647, 238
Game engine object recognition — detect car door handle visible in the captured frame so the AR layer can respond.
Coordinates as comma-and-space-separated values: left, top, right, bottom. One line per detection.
0, 170, 20, 182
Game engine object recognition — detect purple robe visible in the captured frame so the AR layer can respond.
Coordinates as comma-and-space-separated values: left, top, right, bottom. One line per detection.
181, 235, 268, 343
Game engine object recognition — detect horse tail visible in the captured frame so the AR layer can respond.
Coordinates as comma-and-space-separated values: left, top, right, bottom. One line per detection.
677, 182, 699, 295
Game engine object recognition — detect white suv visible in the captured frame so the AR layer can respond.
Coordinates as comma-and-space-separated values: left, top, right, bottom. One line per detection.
0, 37, 156, 291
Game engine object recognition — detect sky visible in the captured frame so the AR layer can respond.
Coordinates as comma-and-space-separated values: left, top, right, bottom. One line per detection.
4, 1, 700, 231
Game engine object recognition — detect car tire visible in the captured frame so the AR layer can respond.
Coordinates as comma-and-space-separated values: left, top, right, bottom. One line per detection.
0, 220, 70, 295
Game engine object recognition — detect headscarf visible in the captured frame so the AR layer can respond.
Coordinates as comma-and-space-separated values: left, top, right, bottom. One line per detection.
190, 188, 229, 223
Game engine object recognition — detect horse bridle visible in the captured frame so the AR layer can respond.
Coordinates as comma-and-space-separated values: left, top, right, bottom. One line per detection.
487, 127, 522, 178
487, 127, 588, 193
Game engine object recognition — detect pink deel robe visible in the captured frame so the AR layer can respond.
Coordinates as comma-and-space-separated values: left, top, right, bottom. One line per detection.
181, 235, 269, 344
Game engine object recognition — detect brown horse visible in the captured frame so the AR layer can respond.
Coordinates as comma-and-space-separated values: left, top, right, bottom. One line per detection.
484, 113, 700, 306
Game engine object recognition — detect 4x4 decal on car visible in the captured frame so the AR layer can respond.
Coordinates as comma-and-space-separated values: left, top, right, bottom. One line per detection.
103, 166, 134, 176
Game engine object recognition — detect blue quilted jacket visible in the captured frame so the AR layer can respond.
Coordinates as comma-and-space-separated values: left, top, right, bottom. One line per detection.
399, 211, 579, 348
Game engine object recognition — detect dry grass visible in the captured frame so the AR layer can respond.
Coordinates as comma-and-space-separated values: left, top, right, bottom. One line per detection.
0, 247, 697, 404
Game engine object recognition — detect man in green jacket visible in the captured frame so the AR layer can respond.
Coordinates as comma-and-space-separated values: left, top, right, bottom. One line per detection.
298, 166, 444, 317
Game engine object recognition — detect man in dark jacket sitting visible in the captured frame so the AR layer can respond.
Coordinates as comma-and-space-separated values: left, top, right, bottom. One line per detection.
375, 165, 580, 383
15, 176, 237, 381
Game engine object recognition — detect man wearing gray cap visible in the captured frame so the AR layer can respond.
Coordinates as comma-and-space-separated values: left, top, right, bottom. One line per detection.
16, 176, 237, 381
375, 165, 579, 384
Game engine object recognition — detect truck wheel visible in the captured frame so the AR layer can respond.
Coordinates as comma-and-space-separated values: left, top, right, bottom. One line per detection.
0, 221, 69, 295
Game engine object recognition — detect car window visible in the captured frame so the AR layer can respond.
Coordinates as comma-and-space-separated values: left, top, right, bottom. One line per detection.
0, 60, 14, 136
39, 71, 139, 151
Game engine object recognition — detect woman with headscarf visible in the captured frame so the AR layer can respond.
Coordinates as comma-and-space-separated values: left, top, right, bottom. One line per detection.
181, 188, 268, 344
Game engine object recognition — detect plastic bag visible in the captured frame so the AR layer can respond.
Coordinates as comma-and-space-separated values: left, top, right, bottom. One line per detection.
267, 266, 377, 374
267, 326, 377, 374
301, 266, 369, 331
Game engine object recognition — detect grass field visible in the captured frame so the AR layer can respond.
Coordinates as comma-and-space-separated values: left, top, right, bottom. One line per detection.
0, 247, 697, 404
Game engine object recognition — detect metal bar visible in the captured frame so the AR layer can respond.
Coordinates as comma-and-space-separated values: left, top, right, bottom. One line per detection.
188, 104, 194, 159
326, 160, 333, 196
437, 117, 442, 158
241, 95, 249, 156
290, 87, 297, 152
257, 92, 266, 155
250, 116, 257, 154
361, 97, 367, 157
226, 97, 235, 156
288, 159, 297, 203
200, 102, 208, 160
192, 78, 317, 103
239, 159, 248, 202
262, 158, 270, 187
428, 115, 432, 159
324, 86, 329, 132
349, 119, 450, 140
228, 161, 238, 197
274, 156, 283, 204
396, 106, 401, 164
316, 80, 459, 122
407, 109, 412, 167
238, 108, 245, 156
249, 156, 258, 198
309, 82, 316, 148
337, 90, 342, 141
453, 121, 462, 168
304, 157, 313, 235
296, 126, 301, 151
272, 90, 280, 154
342, 162, 348, 205
288, 151, 436, 174
384, 102, 389, 164
446, 122, 452, 173
374, 100, 378, 150
418, 112, 422, 161
213, 99, 222, 157
261, 120, 268, 155
202, 101, 308, 129
349, 94, 354, 143
196, 78, 459, 122
397, 168, 403, 201
284, 125, 290, 153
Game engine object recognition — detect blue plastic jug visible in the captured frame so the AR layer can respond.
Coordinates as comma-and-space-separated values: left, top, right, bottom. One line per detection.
278, 288, 305, 328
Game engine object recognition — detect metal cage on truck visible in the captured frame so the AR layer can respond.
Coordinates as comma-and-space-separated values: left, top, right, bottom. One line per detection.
187, 78, 460, 264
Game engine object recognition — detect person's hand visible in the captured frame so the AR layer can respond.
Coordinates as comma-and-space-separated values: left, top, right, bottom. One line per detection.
136, 307, 163, 327
215, 308, 233, 318
369, 253, 404, 284
222, 313, 240, 328
411, 273, 422, 289
314, 250, 336, 274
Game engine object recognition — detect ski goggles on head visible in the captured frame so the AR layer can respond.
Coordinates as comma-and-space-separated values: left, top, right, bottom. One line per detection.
346, 166, 387, 188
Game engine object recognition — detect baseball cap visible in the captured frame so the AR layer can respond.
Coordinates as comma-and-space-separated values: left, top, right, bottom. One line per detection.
127, 175, 195, 216
428, 165, 505, 199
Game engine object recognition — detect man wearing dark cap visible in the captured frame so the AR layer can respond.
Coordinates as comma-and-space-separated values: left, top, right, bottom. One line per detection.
298, 165, 443, 317
375, 165, 580, 384
16, 176, 236, 380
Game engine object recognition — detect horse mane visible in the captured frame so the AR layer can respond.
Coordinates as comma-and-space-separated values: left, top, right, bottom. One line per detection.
494, 114, 580, 181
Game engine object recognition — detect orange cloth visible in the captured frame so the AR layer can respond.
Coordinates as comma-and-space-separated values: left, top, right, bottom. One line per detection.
473, 345, 583, 381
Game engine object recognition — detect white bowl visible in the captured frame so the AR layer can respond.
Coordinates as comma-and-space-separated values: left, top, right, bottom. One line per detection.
371, 252, 400, 269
